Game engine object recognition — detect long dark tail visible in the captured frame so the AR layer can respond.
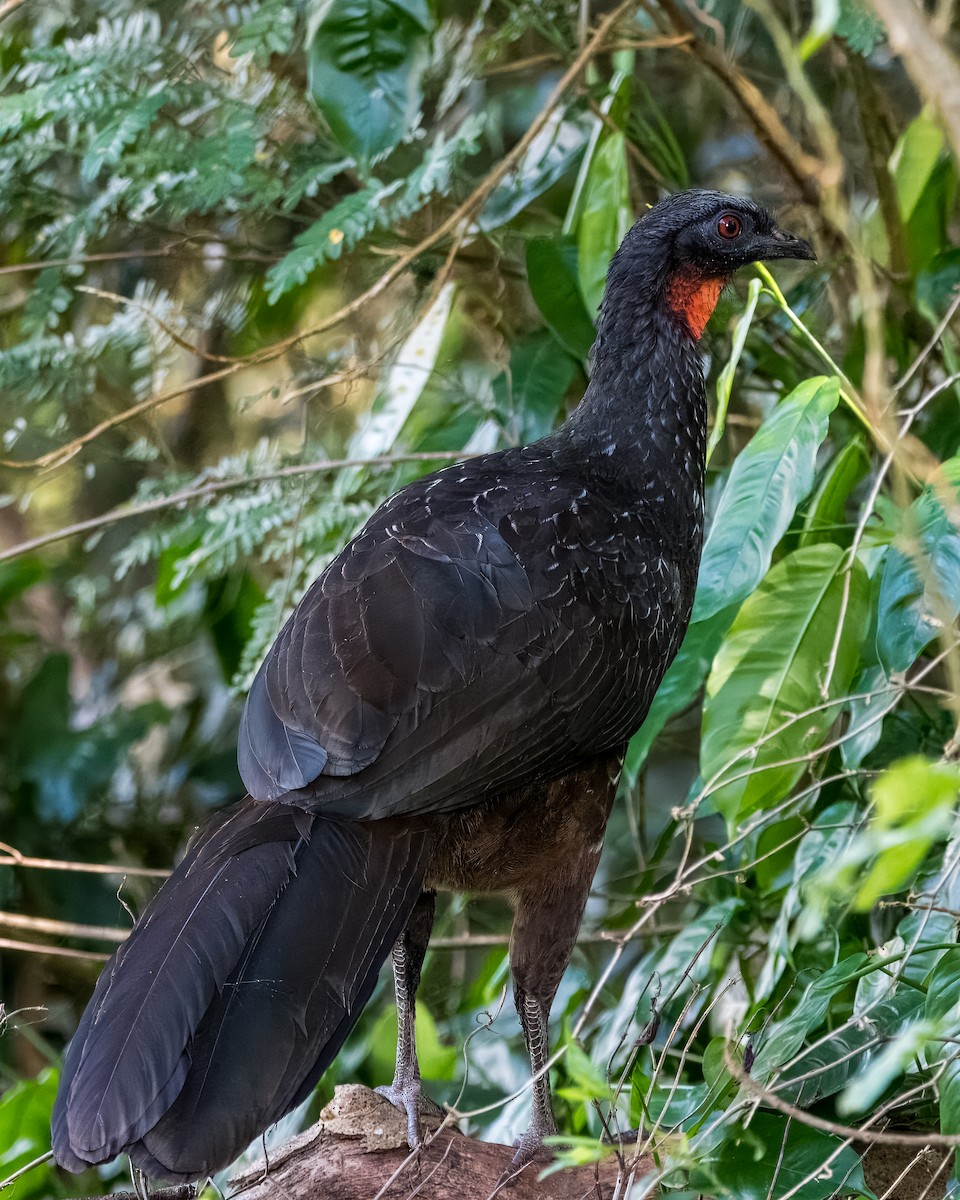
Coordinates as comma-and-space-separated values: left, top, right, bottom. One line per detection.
51, 799, 432, 1182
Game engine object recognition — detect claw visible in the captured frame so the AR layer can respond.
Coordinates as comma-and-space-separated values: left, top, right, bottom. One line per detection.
375, 1081, 444, 1149
509, 1115, 558, 1169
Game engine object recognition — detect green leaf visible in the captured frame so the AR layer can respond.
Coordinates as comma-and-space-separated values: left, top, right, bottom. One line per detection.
231, 0, 297, 65
573, 131, 631, 316
368, 1001, 457, 1082
702, 544, 869, 826
348, 282, 455, 458
0, 1069, 64, 1200
694, 1112, 871, 1200
694, 376, 840, 622
307, 0, 432, 164
836, 0, 884, 55
926, 945, 960, 1025
840, 665, 896, 768
750, 953, 872, 1084
942, 1059, 960, 1138
799, 438, 869, 548
266, 185, 390, 302
800, 0, 840, 62
645, 898, 741, 996
493, 331, 576, 445
876, 455, 960, 675
525, 237, 596, 361
853, 756, 960, 909
892, 109, 945, 224
837, 1018, 935, 1116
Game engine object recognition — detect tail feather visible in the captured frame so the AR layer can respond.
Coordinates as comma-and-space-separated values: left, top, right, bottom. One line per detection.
52, 800, 431, 1183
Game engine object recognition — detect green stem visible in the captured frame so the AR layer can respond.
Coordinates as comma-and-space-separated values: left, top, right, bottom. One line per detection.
755, 263, 874, 437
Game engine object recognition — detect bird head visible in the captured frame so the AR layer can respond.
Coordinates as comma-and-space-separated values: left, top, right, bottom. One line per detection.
606, 189, 815, 340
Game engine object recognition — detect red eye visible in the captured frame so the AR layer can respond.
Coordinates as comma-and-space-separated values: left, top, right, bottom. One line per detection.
718, 214, 742, 239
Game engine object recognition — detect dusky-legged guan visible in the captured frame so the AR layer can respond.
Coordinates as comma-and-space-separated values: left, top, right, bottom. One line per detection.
52, 191, 814, 1182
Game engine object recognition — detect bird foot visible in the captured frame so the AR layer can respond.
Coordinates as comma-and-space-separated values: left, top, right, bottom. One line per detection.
509, 1117, 559, 1169
375, 1080, 444, 1149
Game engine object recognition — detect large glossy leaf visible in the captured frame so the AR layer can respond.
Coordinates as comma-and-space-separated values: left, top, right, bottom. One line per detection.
701, 544, 869, 826
307, 0, 432, 164
693, 376, 840, 622
876, 455, 960, 675
693, 1112, 871, 1199
525, 236, 596, 360
573, 131, 631, 315
493, 331, 576, 445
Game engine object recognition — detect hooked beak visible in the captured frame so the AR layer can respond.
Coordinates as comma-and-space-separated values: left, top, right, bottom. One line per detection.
760, 226, 816, 262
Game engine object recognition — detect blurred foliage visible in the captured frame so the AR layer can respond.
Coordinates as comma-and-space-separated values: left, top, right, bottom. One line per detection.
1, 0, 960, 1196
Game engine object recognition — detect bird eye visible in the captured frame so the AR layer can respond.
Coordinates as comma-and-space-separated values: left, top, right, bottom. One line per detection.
717, 214, 742, 240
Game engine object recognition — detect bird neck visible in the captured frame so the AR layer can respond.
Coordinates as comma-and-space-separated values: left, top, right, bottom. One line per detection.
560, 258, 720, 536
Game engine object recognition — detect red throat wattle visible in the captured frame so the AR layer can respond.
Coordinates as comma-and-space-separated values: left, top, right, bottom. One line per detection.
666, 270, 728, 339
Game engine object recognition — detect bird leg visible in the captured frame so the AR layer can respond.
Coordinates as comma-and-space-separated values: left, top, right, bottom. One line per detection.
506, 758, 619, 1161
512, 983, 559, 1162
376, 889, 439, 1148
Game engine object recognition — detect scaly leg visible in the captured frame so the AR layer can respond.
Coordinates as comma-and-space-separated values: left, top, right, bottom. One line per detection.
376, 889, 439, 1148
508, 756, 619, 1165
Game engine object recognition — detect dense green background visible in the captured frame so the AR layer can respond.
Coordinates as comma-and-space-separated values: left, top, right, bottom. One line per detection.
1, 1, 960, 1196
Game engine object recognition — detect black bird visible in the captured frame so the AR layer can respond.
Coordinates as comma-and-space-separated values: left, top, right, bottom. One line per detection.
52, 190, 813, 1182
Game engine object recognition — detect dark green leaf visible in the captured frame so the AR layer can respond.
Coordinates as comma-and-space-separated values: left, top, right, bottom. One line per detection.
694, 376, 840, 622
694, 1112, 871, 1199
525, 237, 596, 360
702, 545, 869, 826
750, 953, 872, 1085
926, 946, 960, 1025
493, 331, 576, 444
799, 438, 869, 548
307, 0, 432, 164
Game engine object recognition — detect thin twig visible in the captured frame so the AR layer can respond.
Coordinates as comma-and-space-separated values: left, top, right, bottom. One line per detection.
0, 451, 470, 563
0, 936, 109, 962
0, 909, 128, 942
0, 840, 168, 876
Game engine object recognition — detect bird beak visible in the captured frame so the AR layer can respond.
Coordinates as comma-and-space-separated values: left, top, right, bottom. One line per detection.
761, 227, 816, 262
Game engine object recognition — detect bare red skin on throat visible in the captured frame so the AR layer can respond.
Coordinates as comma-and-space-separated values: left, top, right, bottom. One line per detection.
665, 269, 729, 340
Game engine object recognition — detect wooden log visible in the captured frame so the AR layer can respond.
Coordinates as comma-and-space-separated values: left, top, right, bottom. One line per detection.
229, 1085, 649, 1200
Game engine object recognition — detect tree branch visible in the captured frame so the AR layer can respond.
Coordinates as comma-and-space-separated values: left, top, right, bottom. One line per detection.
229, 1087, 636, 1200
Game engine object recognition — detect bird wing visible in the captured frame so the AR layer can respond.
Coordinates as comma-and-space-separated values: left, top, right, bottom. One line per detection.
238, 462, 677, 813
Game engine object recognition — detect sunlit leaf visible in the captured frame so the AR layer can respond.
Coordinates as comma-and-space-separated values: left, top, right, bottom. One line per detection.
694, 376, 840, 622
702, 544, 869, 826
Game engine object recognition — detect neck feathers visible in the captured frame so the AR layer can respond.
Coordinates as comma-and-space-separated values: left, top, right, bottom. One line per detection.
558, 252, 711, 541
